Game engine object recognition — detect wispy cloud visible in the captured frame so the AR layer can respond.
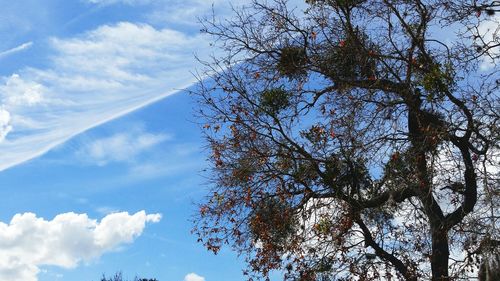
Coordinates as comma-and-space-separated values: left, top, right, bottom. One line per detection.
0, 42, 33, 59
0, 22, 212, 171
478, 14, 500, 71
0, 211, 161, 281
76, 128, 170, 166
0, 108, 12, 142
84, 0, 252, 28
147, 0, 253, 27
128, 158, 202, 180
95, 206, 120, 215
84, 0, 153, 5
0, 1, 307, 171
0, 74, 44, 107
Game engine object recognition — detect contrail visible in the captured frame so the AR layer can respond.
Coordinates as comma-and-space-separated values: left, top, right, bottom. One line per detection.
0, 42, 33, 59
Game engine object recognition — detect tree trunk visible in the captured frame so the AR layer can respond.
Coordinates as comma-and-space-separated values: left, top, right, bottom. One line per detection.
431, 226, 450, 280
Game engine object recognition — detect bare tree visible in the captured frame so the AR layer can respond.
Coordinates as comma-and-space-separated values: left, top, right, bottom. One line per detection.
192, 1, 499, 280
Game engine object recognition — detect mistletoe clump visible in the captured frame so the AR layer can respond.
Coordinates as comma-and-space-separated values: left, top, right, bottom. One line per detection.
318, 31, 377, 82
193, 0, 499, 280
259, 88, 291, 115
277, 46, 308, 78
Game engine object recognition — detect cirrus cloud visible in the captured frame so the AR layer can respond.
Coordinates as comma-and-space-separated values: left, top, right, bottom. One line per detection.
0, 22, 211, 171
76, 129, 170, 166
0, 108, 12, 142
0, 42, 33, 60
84, 0, 153, 5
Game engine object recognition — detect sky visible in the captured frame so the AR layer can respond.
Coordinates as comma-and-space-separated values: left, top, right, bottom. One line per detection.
1, 1, 496, 281
0, 0, 266, 280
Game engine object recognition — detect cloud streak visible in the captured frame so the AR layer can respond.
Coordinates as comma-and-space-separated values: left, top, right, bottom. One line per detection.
0, 42, 33, 59
0, 22, 211, 171
77, 129, 170, 166
0, 211, 161, 281
0, 1, 307, 171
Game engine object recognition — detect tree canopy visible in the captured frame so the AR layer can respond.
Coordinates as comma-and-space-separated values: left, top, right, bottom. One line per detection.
192, 1, 499, 280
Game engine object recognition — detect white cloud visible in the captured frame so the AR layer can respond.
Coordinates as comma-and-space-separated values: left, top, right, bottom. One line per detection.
84, 0, 254, 27
146, 0, 260, 27
77, 129, 170, 165
0, 2, 310, 171
0, 22, 211, 171
128, 159, 202, 180
0, 42, 33, 59
0, 108, 12, 141
148, 0, 230, 26
96, 206, 120, 215
84, 0, 153, 5
0, 74, 44, 106
0, 210, 161, 281
478, 14, 500, 71
184, 272, 205, 281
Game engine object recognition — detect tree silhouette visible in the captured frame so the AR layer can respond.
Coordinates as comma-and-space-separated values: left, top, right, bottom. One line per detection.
99, 272, 158, 281
192, 0, 499, 280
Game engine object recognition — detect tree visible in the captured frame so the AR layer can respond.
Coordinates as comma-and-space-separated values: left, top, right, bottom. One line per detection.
98, 272, 158, 281
192, 1, 499, 280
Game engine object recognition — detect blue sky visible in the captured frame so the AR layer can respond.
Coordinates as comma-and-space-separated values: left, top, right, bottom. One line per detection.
0, 1, 259, 280
4, 2, 496, 281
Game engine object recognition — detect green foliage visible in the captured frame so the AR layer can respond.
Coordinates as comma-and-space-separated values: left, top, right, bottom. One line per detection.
313, 216, 333, 236
306, 0, 364, 9
421, 63, 454, 99
383, 150, 418, 190
301, 125, 327, 144
193, 0, 499, 280
292, 160, 319, 185
230, 157, 257, 185
315, 257, 334, 273
259, 88, 290, 115
318, 33, 377, 82
277, 46, 308, 78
